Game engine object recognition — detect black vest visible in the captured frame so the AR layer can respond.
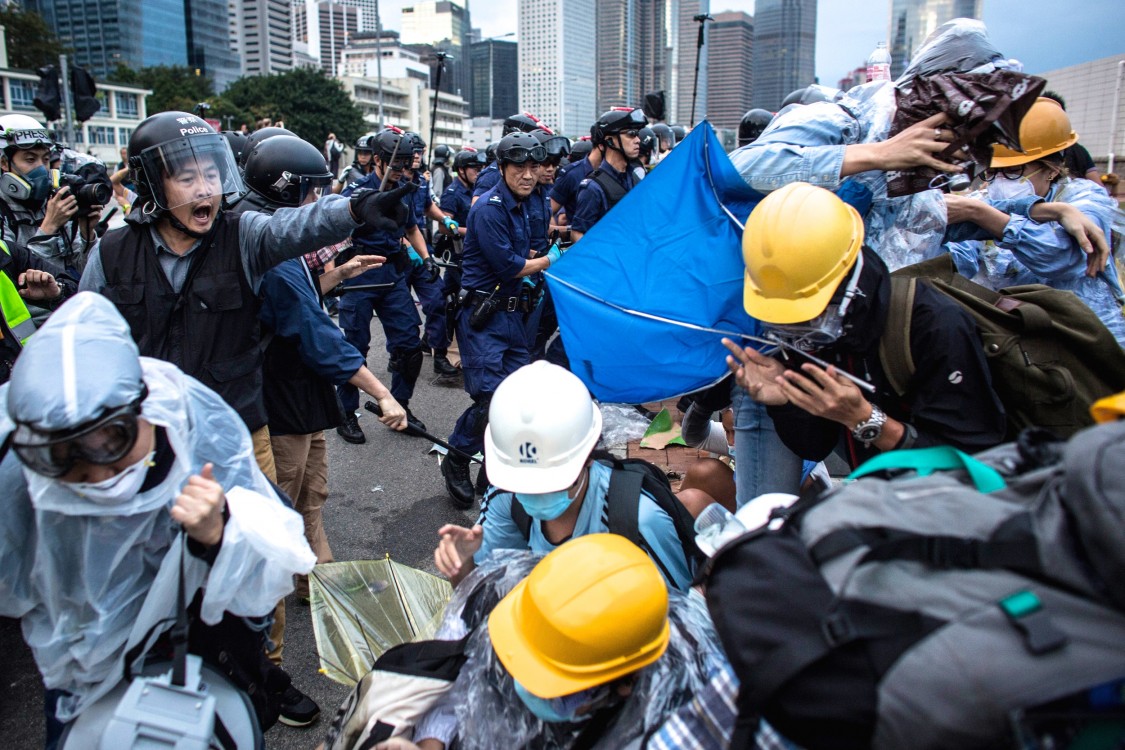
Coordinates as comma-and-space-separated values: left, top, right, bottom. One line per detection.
261, 262, 344, 436
99, 214, 268, 431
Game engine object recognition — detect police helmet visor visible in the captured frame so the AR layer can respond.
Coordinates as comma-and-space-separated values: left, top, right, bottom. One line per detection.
277, 171, 334, 204
501, 145, 547, 165
604, 109, 648, 133
137, 133, 243, 211
12, 397, 143, 477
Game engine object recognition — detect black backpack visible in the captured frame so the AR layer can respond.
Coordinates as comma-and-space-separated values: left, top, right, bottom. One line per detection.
881, 255, 1125, 439
508, 454, 706, 579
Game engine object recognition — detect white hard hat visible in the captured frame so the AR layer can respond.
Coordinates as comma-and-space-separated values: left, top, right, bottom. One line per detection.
0, 114, 51, 151
484, 361, 602, 494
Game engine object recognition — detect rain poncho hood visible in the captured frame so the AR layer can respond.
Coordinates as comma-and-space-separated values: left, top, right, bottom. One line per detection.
434, 550, 732, 749
0, 293, 315, 720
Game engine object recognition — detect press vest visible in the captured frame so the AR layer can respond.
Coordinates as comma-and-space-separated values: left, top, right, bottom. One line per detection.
99, 214, 268, 430
0, 240, 35, 347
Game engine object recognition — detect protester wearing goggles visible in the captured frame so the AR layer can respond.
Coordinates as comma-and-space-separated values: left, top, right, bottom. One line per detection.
942, 97, 1125, 347
0, 293, 317, 744
440, 132, 565, 510
723, 184, 1006, 469
569, 107, 648, 242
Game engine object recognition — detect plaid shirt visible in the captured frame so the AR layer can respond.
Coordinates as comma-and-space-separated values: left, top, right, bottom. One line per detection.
302, 238, 352, 271
647, 663, 797, 750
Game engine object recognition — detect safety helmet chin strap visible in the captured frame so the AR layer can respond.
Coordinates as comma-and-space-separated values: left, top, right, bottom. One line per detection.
601, 133, 626, 156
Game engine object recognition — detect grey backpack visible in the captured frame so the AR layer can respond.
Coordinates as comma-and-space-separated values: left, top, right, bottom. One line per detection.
705, 422, 1125, 750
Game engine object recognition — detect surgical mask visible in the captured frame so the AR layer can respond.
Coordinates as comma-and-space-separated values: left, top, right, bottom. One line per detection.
513, 680, 608, 724
986, 174, 1036, 201
68, 450, 155, 504
514, 468, 588, 522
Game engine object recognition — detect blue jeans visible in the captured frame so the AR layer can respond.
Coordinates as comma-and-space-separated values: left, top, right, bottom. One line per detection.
730, 383, 803, 508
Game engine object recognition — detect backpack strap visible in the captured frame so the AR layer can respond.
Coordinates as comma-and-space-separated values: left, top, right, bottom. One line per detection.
510, 494, 532, 542
589, 168, 629, 211
878, 276, 917, 397
605, 466, 644, 547
847, 445, 1007, 493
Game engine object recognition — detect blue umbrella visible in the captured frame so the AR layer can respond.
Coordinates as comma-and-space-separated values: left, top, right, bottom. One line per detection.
546, 122, 765, 403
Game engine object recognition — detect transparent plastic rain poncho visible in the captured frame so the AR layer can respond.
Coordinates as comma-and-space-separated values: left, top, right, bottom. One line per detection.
427, 549, 731, 749
731, 19, 1017, 271
0, 293, 315, 721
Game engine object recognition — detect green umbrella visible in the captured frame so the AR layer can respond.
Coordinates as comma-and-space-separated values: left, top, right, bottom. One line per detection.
309, 557, 452, 685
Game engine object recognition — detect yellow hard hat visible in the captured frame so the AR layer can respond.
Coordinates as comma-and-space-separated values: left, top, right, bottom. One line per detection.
741, 182, 864, 324
991, 97, 1078, 168
488, 534, 670, 699
1090, 391, 1125, 423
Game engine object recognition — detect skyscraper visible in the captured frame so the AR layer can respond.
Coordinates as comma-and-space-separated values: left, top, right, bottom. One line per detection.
470, 38, 518, 119
707, 10, 752, 132
231, 0, 294, 76
401, 1, 472, 101
186, 0, 241, 90
292, 0, 359, 74
517, 0, 596, 137
889, 0, 983, 78
670, 0, 709, 126
750, 0, 815, 111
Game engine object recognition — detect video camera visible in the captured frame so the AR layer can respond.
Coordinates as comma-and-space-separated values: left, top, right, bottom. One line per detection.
52, 149, 112, 211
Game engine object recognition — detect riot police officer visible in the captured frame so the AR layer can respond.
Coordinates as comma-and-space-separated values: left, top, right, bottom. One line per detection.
472, 113, 550, 204
440, 133, 566, 508
570, 107, 648, 241
437, 148, 486, 344
333, 134, 375, 194
337, 127, 437, 443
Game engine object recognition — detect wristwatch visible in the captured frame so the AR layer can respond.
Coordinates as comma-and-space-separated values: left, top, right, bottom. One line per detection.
851, 403, 887, 448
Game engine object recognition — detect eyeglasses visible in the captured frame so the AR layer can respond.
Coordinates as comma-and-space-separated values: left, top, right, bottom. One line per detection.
501, 145, 547, 165
982, 165, 1034, 181
12, 398, 144, 477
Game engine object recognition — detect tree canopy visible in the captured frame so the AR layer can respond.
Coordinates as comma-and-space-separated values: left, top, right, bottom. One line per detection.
1, 8, 70, 70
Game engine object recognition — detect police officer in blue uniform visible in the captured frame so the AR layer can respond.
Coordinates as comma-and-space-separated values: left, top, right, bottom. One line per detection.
525, 129, 570, 359
550, 134, 599, 234
438, 148, 487, 350
440, 133, 567, 508
337, 127, 439, 443
570, 107, 648, 241
402, 133, 460, 377
471, 113, 550, 205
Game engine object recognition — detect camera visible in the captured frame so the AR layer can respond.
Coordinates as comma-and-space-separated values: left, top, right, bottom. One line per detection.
52, 170, 111, 211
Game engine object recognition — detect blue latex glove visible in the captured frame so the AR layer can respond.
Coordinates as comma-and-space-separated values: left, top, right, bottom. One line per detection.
521, 276, 536, 288
408, 247, 424, 268
442, 216, 459, 233
545, 242, 563, 266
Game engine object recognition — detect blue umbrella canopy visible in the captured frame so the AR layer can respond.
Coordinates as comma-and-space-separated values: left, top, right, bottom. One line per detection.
547, 122, 766, 403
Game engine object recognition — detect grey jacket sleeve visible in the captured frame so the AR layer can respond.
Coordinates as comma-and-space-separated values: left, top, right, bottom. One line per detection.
238, 194, 360, 293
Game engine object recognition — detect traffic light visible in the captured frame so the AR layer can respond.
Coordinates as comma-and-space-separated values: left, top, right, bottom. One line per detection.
71, 66, 100, 122
33, 65, 61, 122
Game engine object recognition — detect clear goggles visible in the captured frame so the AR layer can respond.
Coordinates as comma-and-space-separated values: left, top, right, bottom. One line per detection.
501, 145, 548, 165
138, 134, 244, 210
12, 396, 145, 478
761, 252, 865, 352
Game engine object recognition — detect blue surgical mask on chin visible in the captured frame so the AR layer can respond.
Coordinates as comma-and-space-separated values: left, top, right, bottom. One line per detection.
513, 680, 600, 724
514, 488, 572, 521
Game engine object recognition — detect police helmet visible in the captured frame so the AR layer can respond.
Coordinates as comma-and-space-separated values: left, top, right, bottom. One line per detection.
453, 148, 487, 172
127, 111, 244, 210
780, 84, 843, 109
406, 132, 426, 153
354, 134, 376, 153
496, 132, 546, 166
532, 129, 571, 161
591, 108, 648, 146
221, 130, 250, 165
503, 112, 546, 135
569, 137, 594, 163
670, 125, 687, 143
433, 144, 454, 166
243, 135, 333, 208
485, 142, 499, 164
651, 123, 674, 152
738, 109, 774, 147
373, 127, 412, 170
239, 126, 297, 167
637, 126, 656, 158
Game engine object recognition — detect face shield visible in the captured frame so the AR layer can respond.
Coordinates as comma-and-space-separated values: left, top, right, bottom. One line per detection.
12, 395, 144, 477
277, 171, 335, 205
761, 252, 865, 352
137, 133, 243, 211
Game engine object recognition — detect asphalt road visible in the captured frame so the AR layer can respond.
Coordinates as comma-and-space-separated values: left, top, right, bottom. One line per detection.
0, 318, 479, 749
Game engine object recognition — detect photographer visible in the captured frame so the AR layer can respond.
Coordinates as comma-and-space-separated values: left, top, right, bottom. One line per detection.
0, 115, 104, 275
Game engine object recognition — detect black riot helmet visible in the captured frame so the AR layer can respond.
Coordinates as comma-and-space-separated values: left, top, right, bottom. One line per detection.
239, 126, 297, 167
373, 127, 412, 171
738, 109, 774, 147
637, 126, 656, 159
651, 123, 674, 153
503, 112, 546, 135
453, 147, 487, 172
221, 130, 250, 166
496, 132, 546, 166
532, 129, 571, 162
127, 111, 244, 210
433, 144, 454, 166
354, 134, 376, 153
591, 107, 648, 147
670, 125, 687, 143
485, 142, 499, 165
569, 137, 594, 163
243, 135, 333, 208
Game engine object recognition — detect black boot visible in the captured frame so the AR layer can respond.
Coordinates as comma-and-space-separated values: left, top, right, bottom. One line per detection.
433, 350, 459, 377
442, 452, 475, 509
404, 405, 427, 433
336, 412, 365, 444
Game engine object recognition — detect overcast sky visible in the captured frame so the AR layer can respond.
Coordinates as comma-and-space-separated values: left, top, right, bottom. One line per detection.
377, 0, 1123, 84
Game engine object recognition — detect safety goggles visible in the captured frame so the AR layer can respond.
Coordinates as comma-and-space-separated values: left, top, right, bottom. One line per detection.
12, 396, 145, 478
761, 251, 866, 352
502, 145, 547, 165
542, 136, 571, 158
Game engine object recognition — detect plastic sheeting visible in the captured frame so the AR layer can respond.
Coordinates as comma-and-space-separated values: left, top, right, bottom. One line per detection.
547, 122, 764, 404
310, 559, 453, 685
0, 294, 315, 721
433, 550, 730, 749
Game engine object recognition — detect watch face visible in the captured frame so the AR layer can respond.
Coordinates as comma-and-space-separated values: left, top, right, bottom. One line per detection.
857, 425, 881, 442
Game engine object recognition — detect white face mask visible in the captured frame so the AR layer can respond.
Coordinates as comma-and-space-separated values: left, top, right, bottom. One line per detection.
986, 174, 1036, 201
68, 451, 155, 505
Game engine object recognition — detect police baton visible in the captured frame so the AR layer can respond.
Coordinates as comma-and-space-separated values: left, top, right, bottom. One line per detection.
364, 400, 483, 464
326, 282, 396, 297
